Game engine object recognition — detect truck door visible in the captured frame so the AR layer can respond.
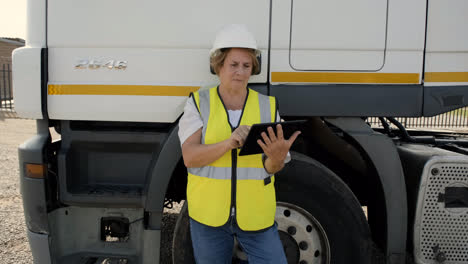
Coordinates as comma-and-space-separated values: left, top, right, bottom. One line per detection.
270, 0, 427, 117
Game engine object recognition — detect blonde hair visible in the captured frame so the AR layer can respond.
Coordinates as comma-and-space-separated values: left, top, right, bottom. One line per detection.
210, 48, 260, 75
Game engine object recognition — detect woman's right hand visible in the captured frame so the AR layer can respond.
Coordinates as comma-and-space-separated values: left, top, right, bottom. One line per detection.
228, 125, 251, 149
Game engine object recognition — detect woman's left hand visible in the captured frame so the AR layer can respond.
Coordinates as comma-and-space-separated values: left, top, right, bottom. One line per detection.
257, 124, 301, 164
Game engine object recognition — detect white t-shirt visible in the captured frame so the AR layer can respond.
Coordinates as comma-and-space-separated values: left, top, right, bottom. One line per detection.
178, 96, 291, 162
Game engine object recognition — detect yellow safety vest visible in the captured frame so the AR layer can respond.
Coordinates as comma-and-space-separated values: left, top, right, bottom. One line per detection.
186, 86, 277, 231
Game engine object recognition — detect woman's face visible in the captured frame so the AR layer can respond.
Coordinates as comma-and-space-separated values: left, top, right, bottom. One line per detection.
218, 48, 253, 91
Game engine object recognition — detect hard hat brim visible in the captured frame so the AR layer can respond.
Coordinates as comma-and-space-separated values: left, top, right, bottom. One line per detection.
209, 47, 261, 57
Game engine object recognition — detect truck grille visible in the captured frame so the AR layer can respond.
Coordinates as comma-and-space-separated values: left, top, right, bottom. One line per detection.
414, 157, 468, 264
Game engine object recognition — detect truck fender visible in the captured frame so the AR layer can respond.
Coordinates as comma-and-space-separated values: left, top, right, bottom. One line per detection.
324, 117, 407, 264
144, 124, 181, 229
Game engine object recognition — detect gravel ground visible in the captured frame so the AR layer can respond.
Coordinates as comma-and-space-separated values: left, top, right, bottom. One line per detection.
0, 113, 181, 264
0, 115, 36, 264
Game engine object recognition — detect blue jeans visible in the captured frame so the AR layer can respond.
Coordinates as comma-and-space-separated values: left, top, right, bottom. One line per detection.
190, 218, 287, 264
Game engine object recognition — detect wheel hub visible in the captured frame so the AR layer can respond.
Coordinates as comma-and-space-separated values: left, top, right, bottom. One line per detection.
279, 230, 300, 263
275, 202, 330, 264
233, 202, 330, 264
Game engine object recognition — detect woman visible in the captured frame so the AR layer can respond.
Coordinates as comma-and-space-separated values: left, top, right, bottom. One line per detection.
178, 24, 300, 264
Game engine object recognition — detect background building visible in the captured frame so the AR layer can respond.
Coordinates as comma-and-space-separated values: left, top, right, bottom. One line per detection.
0, 37, 24, 109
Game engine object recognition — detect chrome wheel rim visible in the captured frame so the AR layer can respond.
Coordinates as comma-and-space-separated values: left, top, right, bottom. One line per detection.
275, 202, 331, 264
233, 202, 331, 264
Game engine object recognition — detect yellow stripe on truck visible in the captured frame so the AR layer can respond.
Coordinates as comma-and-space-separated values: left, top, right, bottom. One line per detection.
48, 84, 199, 96
425, 72, 468, 82
271, 72, 420, 84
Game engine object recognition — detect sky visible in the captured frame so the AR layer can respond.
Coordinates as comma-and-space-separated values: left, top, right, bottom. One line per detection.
0, 0, 27, 39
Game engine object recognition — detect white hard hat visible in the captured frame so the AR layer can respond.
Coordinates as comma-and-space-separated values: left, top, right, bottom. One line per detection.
209, 24, 260, 56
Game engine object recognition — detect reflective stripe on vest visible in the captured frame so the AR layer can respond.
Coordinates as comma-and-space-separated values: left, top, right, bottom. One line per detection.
186, 86, 277, 231
189, 166, 269, 180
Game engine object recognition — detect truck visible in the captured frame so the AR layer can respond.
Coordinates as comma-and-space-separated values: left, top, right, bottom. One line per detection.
12, 0, 468, 263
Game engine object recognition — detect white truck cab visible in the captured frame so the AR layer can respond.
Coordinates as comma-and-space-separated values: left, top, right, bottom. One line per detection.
13, 1, 468, 263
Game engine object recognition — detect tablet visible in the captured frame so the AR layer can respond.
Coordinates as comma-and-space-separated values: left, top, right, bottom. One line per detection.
238, 120, 306, 156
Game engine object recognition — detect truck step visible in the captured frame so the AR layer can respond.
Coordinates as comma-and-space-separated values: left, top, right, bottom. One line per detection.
58, 253, 138, 264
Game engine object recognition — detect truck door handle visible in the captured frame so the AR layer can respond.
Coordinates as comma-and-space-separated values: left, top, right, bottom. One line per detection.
438, 187, 468, 208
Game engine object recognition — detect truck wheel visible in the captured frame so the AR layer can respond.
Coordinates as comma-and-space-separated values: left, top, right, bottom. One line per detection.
274, 152, 373, 264
172, 154, 372, 264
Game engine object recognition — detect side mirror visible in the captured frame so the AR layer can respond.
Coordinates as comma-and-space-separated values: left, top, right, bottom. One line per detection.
253, 54, 262, 75
210, 53, 262, 75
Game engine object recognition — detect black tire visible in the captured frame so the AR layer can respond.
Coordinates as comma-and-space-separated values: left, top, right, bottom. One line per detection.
275, 152, 372, 264
172, 152, 373, 264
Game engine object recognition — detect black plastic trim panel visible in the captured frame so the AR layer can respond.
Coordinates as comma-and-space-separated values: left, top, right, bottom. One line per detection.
41, 48, 48, 120
271, 84, 423, 117
423, 85, 468, 116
